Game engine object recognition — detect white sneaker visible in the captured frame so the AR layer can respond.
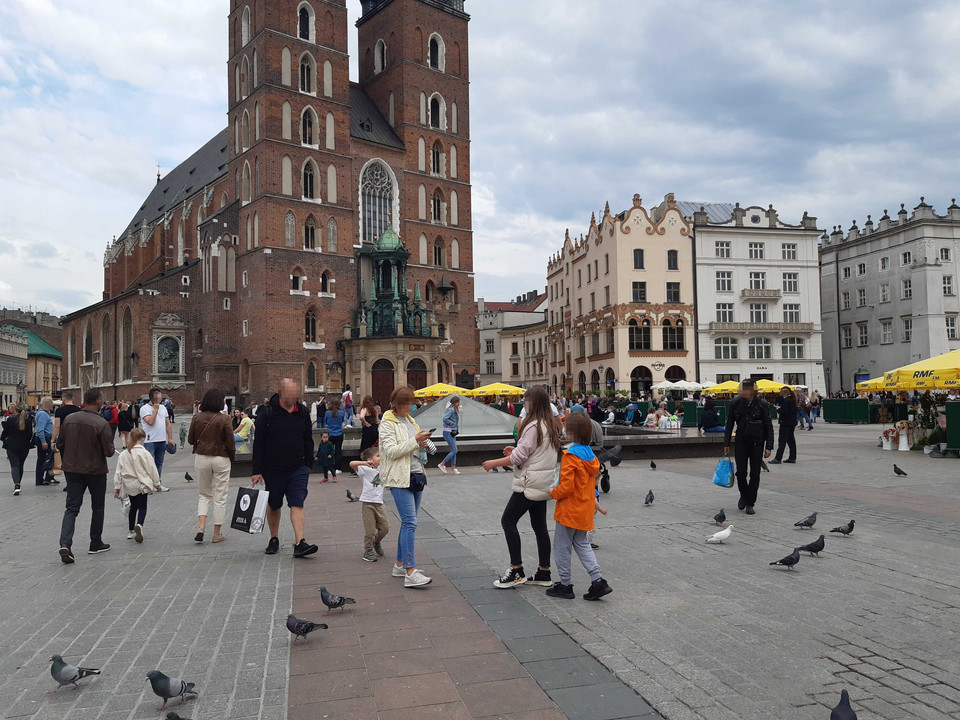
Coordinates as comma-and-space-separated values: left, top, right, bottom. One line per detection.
391, 564, 406, 577
453, 469, 461, 475
437, 463, 447, 474
157, 485, 170, 492
126, 531, 136, 540
134, 524, 144, 543
404, 569, 433, 588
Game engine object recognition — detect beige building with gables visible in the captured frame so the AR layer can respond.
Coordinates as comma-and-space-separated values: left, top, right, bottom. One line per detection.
546, 194, 696, 397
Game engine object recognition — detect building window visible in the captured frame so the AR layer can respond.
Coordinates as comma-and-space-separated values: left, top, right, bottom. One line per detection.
320, 271, 331, 293
292, 273, 304, 291
715, 241, 730, 259
485, 339, 495, 353
748, 337, 771, 359
588, 333, 598, 356
749, 303, 767, 323
512, 363, 519, 376
879, 256, 889, 271
856, 263, 866, 276
881, 321, 892, 344
880, 283, 889, 302
223, 298, 231, 310
374, 39, 386, 74
857, 288, 866, 307
716, 303, 734, 322
578, 336, 586, 359
301, 109, 315, 145
302, 162, 315, 199
305, 310, 317, 343
300, 55, 315, 93
430, 96, 441, 128
902, 318, 912, 342
782, 272, 799, 293
901, 279, 912, 300
901, 251, 912, 266
633, 249, 644, 269
948, 316, 958, 340
628, 281, 645, 303
749, 272, 766, 290
841, 291, 850, 310
577, 270, 582, 287
327, 218, 337, 252
781, 243, 797, 260
242, 270, 248, 288
783, 303, 800, 323
941, 247, 952, 262
783, 373, 806, 386
666, 282, 680, 303
304, 218, 316, 249
242, 320, 249, 337
857, 324, 868, 347
360, 160, 395, 243
662, 319, 684, 351
748, 242, 764, 260
434, 241, 443, 266
606, 329, 615, 354
944, 276, 954, 296
577, 298, 582, 316
842, 266, 851, 280
716, 271, 732, 293
587, 265, 591, 283
628, 319, 651, 351
779, 337, 804, 359
587, 292, 595, 311
714, 337, 738, 360
841, 326, 853, 348
667, 250, 678, 270
298, 5, 311, 40
432, 189, 442, 223
604, 286, 610, 306
604, 254, 610, 274
429, 34, 445, 71
486, 360, 495, 374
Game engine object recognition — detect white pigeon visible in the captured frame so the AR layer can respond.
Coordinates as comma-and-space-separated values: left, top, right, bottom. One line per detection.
706, 525, 733, 544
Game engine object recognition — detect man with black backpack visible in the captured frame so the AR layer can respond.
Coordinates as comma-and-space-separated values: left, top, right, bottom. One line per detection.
251, 378, 318, 559
723, 379, 773, 515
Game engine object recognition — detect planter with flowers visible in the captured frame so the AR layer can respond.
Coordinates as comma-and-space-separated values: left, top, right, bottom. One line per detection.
896, 421, 912, 451
880, 427, 897, 451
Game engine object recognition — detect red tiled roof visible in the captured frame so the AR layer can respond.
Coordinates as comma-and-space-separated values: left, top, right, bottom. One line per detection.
483, 293, 546, 313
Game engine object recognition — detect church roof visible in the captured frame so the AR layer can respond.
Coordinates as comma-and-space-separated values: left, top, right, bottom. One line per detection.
121, 129, 230, 238
23, 329, 62, 360
376, 225, 402, 250
349, 85, 405, 150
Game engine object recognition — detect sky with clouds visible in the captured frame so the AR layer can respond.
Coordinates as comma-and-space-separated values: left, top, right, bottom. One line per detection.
2, 0, 959, 315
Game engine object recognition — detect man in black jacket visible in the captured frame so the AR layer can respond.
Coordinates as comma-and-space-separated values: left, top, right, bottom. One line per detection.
252, 378, 318, 558
771, 387, 798, 464
723, 379, 773, 515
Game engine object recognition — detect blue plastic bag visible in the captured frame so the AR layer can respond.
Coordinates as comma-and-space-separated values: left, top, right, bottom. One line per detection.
713, 456, 735, 488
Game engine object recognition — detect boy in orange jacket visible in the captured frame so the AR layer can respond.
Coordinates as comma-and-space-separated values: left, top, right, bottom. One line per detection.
547, 413, 613, 601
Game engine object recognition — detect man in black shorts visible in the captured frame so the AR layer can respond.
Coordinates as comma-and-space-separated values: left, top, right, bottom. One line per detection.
252, 378, 318, 558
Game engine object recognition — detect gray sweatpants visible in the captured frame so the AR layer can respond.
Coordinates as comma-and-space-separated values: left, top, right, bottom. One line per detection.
553, 521, 602, 585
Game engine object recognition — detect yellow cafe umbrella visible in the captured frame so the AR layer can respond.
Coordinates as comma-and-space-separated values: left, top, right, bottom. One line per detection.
468, 382, 526, 397
855, 377, 885, 391
882, 348, 960, 388
413, 383, 463, 399
703, 380, 740, 394
754, 379, 793, 393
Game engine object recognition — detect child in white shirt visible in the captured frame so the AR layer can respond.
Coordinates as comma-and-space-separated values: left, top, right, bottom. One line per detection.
113, 428, 161, 543
350, 447, 390, 563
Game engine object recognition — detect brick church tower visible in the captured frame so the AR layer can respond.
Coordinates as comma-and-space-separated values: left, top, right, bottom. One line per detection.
59, 0, 476, 409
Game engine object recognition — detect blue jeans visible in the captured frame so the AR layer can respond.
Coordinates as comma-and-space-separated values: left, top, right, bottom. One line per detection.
442, 430, 458, 466
391, 485, 423, 569
810, 407, 819, 422
59, 473, 106, 549
702, 426, 725, 434
144, 441, 167, 476
234, 434, 247, 443
797, 410, 812, 429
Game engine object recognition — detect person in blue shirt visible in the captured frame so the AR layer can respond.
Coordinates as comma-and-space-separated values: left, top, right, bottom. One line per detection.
34, 397, 57, 486
438, 396, 461, 474
323, 399, 346, 477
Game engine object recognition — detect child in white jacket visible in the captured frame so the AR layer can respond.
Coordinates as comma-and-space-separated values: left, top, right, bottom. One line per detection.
113, 428, 161, 543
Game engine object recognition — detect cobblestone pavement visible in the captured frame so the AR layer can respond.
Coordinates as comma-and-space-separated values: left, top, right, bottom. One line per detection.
420, 424, 960, 720
0, 446, 291, 720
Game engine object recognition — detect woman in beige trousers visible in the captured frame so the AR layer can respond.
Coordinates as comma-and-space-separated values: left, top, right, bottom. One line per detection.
188, 388, 236, 543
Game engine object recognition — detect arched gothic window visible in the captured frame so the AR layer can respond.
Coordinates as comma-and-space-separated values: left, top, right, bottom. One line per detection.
304, 218, 316, 250
375, 39, 386, 74
430, 97, 441, 128
307, 362, 318, 388
429, 33, 445, 71
360, 161, 395, 243
300, 55, 315, 93
320, 271, 330, 293
285, 211, 296, 247
303, 162, 315, 199
298, 6, 310, 40
305, 309, 318, 343
301, 109, 314, 145
434, 240, 443, 267
327, 218, 337, 252
432, 189, 442, 223
431, 141, 442, 175
241, 6, 251, 45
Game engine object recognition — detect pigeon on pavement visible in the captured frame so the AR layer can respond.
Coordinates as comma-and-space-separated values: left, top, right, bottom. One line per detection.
644, 489, 654, 505
830, 689, 858, 720
798, 534, 825, 557
166, 714, 193, 720
286, 613, 328, 641
346, 489, 359, 502
893, 464, 907, 477
769, 548, 801, 571
49, 655, 100, 692
146, 670, 197, 711
184, 472, 193, 482
649, 461, 657, 470
713, 508, 726, 525
320, 586, 356, 615
706, 525, 733, 544
830, 520, 856, 536
794, 512, 817, 529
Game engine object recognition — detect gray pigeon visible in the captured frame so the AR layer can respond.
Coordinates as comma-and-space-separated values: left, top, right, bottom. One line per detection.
893, 464, 907, 477
644, 489, 654, 505
346, 489, 359, 502
649, 461, 657, 470
286, 613, 328, 641
769, 548, 800, 571
830, 519, 855, 537
320, 586, 356, 615
146, 670, 197, 711
830, 689, 857, 720
794, 511, 817, 529
798, 534, 825, 557
166, 714, 193, 720
49, 654, 100, 692
713, 508, 726, 525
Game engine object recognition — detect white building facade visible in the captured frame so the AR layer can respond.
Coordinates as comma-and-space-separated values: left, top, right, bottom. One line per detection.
820, 199, 960, 393
0, 326, 28, 410
500, 319, 549, 388
476, 291, 546, 385
683, 201, 825, 390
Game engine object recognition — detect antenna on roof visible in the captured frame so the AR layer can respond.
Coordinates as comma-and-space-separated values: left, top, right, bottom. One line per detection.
156, 163, 162, 185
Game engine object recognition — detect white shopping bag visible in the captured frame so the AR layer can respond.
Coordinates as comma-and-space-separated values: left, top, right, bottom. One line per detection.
230, 486, 269, 534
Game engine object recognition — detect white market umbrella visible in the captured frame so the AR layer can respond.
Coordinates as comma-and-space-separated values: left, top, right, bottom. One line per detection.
673, 380, 703, 391
652, 380, 677, 391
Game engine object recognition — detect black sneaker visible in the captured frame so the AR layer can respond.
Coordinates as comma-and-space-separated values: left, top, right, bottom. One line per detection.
745, 506, 756, 515
59, 547, 74, 564
493, 566, 526, 588
13, 485, 20, 496
738, 498, 746, 511
769, 459, 782, 465
265, 536, 280, 555
590, 543, 600, 550
293, 539, 318, 558
88, 542, 111, 554
526, 569, 553, 587
545, 582, 575, 599
583, 578, 613, 601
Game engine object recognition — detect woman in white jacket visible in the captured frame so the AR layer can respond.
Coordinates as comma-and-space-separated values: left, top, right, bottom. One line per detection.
113, 428, 161, 543
483, 387, 561, 588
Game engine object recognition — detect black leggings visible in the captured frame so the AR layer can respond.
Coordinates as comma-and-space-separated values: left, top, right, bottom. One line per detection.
128, 493, 148, 531
331, 434, 344, 471
500, 492, 550, 569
